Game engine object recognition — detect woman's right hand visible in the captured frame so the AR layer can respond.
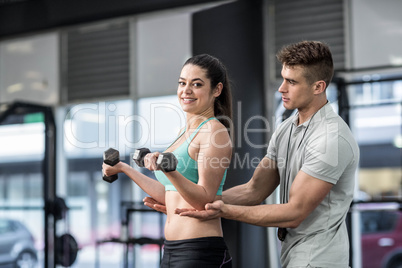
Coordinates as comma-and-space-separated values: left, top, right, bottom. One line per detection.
102, 161, 125, 177
143, 196, 167, 214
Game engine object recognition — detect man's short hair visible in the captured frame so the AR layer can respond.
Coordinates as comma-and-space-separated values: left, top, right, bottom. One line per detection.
276, 41, 334, 88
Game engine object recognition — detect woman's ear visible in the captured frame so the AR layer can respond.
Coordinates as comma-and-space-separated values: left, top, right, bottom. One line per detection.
213, 82, 223, 97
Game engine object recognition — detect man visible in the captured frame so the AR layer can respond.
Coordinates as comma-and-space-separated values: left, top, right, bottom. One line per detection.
145, 41, 359, 267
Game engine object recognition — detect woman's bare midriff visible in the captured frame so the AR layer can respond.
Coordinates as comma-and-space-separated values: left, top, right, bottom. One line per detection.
164, 191, 223, 241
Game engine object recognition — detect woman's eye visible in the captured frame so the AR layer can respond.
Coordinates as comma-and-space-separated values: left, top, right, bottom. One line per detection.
193, 83, 202, 87
178, 81, 185, 86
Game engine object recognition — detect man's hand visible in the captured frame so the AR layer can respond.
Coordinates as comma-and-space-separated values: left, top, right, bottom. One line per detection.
143, 196, 167, 215
175, 200, 225, 220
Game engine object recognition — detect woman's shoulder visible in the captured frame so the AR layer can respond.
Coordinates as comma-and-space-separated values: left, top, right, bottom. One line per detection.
189, 118, 229, 144
193, 119, 232, 156
200, 117, 229, 134
200, 118, 232, 147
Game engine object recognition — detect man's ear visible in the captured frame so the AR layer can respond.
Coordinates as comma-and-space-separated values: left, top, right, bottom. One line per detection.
314, 80, 326, 94
213, 82, 223, 97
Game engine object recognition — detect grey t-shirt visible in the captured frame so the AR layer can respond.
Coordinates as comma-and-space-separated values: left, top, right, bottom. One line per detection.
266, 102, 359, 267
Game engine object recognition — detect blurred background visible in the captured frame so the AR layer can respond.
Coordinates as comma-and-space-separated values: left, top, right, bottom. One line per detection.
0, 0, 401, 267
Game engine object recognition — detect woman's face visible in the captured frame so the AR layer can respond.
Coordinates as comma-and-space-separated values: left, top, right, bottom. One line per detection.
177, 64, 219, 115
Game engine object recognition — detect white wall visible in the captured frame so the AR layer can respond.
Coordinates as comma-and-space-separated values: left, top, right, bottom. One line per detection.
0, 33, 59, 105
350, 0, 402, 68
135, 11, 191, 98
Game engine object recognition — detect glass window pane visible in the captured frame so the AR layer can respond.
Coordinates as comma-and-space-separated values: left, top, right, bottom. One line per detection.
136, 95, 185, 150
347, 76, 402, 106
0, 122, 45, 162
359, 203, 402, 268
351, 102, 401, 200
64, 100, 135, 160
345, 74, 402, 268
129, 95, 182, 268
63, 99, 135, 267
0, 122, 44, 268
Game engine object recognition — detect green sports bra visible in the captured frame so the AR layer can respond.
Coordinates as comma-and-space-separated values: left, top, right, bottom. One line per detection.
154, 117, 227, 195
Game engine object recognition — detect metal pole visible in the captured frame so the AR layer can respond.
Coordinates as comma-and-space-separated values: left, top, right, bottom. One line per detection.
44, 107, 57, 268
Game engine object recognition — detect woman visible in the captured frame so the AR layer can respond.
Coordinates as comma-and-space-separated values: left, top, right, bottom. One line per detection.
103, 54, 233, 267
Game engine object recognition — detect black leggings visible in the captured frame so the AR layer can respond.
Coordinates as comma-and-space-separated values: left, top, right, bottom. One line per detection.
161, 236, 232, 268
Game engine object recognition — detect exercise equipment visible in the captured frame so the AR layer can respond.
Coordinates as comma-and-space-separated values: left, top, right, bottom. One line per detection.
103, 148, 120, 183
156, 152, 178, 172
132, 148, 151, 167
0, 101, 61, 268
133, 148, 178, 172
55, 233, 79, 267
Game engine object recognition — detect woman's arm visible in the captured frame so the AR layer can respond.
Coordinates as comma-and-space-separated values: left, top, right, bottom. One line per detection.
149, 121, 232, 211
102, 161, 166, 204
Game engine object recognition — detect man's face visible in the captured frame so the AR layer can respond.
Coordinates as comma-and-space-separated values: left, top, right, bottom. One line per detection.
278, 65, 316, 111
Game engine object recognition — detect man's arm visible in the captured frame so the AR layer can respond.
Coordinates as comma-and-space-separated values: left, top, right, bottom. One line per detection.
223, 157, 280, 205
147, 156, 281, 216
176, 157, 280, 218
217, 170, 333, 228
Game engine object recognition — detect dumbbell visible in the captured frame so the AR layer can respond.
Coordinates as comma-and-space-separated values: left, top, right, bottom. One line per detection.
133, 148, 151, 167
133, 148, 178, 172
103, 148, 120, 183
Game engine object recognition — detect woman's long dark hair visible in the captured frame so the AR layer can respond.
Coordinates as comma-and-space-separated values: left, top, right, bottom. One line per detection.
183, 54, 233, 131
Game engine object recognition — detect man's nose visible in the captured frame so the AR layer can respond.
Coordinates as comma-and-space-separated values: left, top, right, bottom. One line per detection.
278, 81, 286, 93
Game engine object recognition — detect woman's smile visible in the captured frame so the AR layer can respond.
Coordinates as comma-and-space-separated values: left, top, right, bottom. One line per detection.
182, 98, 197, 104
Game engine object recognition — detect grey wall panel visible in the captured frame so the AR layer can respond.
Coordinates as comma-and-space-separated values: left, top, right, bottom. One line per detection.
64, 21, 130, 102
193, 1, 267, 267
0, 0, 228, 38
274, 0, 345, 75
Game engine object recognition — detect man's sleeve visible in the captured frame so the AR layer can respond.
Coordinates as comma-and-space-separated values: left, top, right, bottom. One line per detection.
301, 133, 355, 184
265, 130, 278, 161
